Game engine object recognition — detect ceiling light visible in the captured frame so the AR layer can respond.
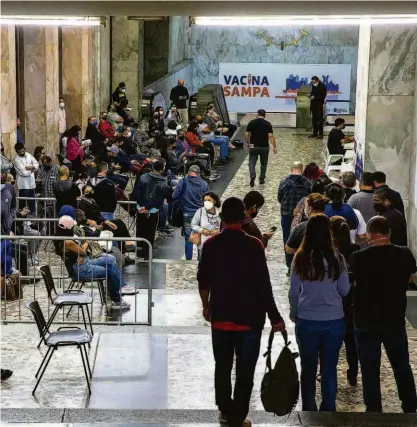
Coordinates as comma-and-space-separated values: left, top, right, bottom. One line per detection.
195, 15, 417, 26
0, 16, 102, 26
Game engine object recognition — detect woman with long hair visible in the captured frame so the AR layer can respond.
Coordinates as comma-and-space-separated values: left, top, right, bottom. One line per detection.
289, 214, 350, 411
324, 182, 359, 230
65, 125, 87, 173
330, 216, 360, 387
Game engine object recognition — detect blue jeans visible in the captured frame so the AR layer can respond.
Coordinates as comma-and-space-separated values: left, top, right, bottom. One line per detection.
73, 255, 126, 303
100, 211, 115, 221
355, 327, 417, 413
281, 215, 293, 269
183, 213, 194, 260
207, 136, 229, 160
158, 204, 169, 230
212, 328, 262, 427
249, 147, 269, 180
296, 318, 345, 411
18, 188, 36, 214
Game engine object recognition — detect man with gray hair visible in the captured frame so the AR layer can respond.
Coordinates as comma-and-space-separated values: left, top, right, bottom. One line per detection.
170, 79, 190, 128
278, 162, 312, 271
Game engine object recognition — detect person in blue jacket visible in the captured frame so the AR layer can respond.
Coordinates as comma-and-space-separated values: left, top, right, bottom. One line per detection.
324, 183, 359, 230
172, 165, 209, 260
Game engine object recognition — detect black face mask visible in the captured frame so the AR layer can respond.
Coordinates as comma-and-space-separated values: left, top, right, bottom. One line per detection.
43, 165, 52, 170
17, 152, 25, 157
250, 210, 258, 219
85, 192, 95, 198
178, 135, 185, 140
373, 202, 385, 213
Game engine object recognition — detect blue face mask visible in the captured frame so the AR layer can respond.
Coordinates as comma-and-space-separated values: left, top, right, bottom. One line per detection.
93, 120, 98, 126
116, 126, 124, 133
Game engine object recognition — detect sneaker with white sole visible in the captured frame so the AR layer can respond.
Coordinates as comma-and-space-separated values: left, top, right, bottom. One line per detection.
111, 299, 131, 310
120, 285, 139, 295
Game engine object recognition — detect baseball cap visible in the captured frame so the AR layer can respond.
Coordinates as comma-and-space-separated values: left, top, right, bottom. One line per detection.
257, 109, 266, 117
107, 145, 119, 154
58, 215, 75, 230
189, 165, 201, 174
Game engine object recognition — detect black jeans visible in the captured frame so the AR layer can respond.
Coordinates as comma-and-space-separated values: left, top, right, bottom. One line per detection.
249, 147, 269, 180
212, 328, 262, 427
136, 211, 159, 257
11, 243, 28, 276
344, 310, 358, 381
355, 327, 417, 413
311, 106, 324, 137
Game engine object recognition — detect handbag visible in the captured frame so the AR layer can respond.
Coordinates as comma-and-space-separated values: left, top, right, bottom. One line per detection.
172, 178, 188, 228
1, 274, 23, 301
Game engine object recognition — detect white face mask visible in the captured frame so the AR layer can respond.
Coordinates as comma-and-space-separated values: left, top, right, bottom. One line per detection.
313, 82, 318, 87
126, 131, 132, 137
204, 201, 214, 211
120, 88, 126, 93
59, 102, 65, 108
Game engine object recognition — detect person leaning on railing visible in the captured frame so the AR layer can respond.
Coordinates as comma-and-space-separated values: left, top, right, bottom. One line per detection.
54, 215, 135, 311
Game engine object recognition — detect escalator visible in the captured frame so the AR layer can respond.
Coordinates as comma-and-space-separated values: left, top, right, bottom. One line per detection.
190, 84, 236, 126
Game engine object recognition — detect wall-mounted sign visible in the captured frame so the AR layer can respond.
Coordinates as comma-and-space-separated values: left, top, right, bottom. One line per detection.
219, 63, 352, 113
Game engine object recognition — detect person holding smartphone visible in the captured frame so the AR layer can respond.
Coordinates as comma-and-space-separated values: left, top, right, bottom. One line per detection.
244, 109, 276, 188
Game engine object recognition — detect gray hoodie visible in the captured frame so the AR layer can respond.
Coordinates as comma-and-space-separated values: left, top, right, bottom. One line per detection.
1, 183, 16, 235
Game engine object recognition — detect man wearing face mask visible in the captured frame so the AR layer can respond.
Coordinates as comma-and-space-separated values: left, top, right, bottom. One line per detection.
170, 79, 190, 128
98, 111, 115, 139
58, 96, 67, 141
86, 116, 107, 158
327, 118, 353, 156
149, 110, 165, 138
373, 189, 407, 246
13, 142, 39, 215
241, 191, 274, 247
112, 82, 127, 107
309, 76, 327, 139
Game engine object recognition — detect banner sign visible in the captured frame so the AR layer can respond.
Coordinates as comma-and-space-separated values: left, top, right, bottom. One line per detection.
219, 63, 351, 113
326, 101, 350, 115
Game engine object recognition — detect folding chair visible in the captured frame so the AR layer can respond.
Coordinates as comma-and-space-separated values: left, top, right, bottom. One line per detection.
26, 300, 92, 395
36, 265, 93, 348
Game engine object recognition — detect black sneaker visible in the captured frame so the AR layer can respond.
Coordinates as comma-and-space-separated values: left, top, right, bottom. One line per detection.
1, 369, 13, 381
308, 134, 318, 139
250, 178, 255, 187
317, 135, 323, 140
259, 179, 265, 185
347, 370, 358, 387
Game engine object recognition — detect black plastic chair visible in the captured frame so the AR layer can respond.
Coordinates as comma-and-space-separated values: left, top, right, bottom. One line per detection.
37, 265, 93, 347
26, 300, 92, 395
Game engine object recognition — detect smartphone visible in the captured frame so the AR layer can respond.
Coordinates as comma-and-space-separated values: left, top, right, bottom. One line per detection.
269, 226, 278, 233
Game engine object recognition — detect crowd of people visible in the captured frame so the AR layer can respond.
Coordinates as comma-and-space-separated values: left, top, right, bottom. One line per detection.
1, 76, 416, 419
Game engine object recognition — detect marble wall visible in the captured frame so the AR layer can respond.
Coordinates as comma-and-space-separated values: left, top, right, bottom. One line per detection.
22, 27, 60, 156
168, 16, 191, 70
0, 25, 17, 158
112, 16, 144, 119
191, 25, 359, 110
364, 25, 417, 202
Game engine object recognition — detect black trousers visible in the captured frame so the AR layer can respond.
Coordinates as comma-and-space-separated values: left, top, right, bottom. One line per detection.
344, 310, 358, 380
11, 243, 28, 276
135, 212, 159, 257
212, 328, 262, 427
311, 106, 324, 137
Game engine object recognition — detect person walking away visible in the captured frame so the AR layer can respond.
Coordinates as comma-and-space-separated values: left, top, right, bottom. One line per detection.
133, 161, 171, 259
278, 162, 311, 272
170, 79, 190, 129
198, 197, 285, 427
289, 214, 349, 411
349, 216, 417, 413
191, 192, 221, 260
245, 109, 276, 187
308, 76, 327, 139
329, 216, 360, 386
347, 172, 376, 223
172, 165, 209, 260
373, 171, 405, 215
58, 96, 67, 141
13, 142, 39, 215
373, 188, 407, 246
242, 190, 274, 247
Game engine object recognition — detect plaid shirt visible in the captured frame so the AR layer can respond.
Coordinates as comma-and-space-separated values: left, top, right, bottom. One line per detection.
278, 175, 312, 216
40, 164, 59, 201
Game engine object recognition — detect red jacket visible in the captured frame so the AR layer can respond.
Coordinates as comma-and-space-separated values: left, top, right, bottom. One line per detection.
186, 131, 202, 153
98, 120, 115, 139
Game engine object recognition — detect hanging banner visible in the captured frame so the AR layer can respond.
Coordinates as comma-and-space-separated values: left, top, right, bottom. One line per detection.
219, 63, 351, 113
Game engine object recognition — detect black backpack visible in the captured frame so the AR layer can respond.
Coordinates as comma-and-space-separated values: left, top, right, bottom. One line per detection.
261, 330, 299, 416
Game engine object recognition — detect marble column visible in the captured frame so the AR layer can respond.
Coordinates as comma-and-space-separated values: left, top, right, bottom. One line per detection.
0, 25, 17, 158
61, 27, 94, 133
22, 27, 59, 156
111, 16, 144, 119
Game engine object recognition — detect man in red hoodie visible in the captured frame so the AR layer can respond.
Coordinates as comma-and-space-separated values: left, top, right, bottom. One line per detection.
98, 111, 115, 139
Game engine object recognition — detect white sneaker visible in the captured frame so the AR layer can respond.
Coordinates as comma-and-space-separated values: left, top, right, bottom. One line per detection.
111, 299, 131, 310
120, 285, 139, 295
